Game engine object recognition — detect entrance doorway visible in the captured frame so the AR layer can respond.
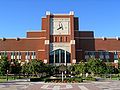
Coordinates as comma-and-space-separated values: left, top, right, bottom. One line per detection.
50, 49, 70, 64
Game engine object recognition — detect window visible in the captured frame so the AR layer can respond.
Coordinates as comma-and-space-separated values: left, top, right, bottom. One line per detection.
17, 52, 21, 60
11, 52, 15, 61
90, 52, 95, 58
11, 52, 15, 56
114, 51, 118, 60
0, 51, 7, 57
60, 37, 62, 42
1, 52, 3, 56
65, 37, 68, 42
99, 52, 104, 59
31, 52, 36, 59
25, 51, 30, 60
55, 50, 59, 63
105, 52, 109, 59
50, 51, 54, 63
55, 37, 57, 42
4, 51, 7, 56
85, 52, 89, 59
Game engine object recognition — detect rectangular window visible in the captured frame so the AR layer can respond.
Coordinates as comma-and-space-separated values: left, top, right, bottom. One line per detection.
4, 51, 7, 56
85, 52, 89, 60
105, 52, 109, 59
31, 52, 36, 59
90, 52, 95, 58
11, 51, 15, 60
66, 37, 68, 42
55, 37, 57, 42
17, 52, 21, 60
11, 52, 15, 56
60, 37, 62, 42
99, 52, 104, 59
1, 51, 7, 57
25, 51, 30, 60
114, 51, 118, 60
1, 52, 4, 56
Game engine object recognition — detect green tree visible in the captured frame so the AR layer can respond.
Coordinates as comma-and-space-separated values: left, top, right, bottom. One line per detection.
21, 60, 47, 77
0, 56, 10, 75
118, 59, 120, 73
43, 64, 55, 76
106, 62, 118, 74
87, 58, 107, 75
28, 59, 38, 76
73, 61, 88, 77
21, 62, 30, 76
10, 60, 21, 79
10, 60, 21, 74
35, 60, 45, 77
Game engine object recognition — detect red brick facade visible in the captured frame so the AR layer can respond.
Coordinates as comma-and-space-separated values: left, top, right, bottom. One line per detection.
0, 11, 119, 66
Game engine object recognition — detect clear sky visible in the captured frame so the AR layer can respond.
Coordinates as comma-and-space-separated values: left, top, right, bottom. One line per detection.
0, 0, 120, 38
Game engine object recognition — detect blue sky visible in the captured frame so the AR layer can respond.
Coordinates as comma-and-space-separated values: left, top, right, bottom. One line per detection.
0, 0, 120, 38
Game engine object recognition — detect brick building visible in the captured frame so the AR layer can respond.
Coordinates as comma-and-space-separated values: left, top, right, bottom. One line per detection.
0, 11, 119, 66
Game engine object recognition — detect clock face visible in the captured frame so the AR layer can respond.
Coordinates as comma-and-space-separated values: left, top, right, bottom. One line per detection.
50, 18, 70, 35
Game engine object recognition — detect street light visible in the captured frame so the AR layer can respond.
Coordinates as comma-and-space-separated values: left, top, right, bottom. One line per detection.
59, 64, 66, 82
6, 70, 8, 81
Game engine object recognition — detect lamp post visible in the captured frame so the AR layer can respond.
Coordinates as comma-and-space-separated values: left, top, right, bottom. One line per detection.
6, 70, 8, 81
59, 64, 66, 82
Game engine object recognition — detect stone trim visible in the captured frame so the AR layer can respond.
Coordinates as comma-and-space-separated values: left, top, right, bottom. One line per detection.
70, 40, 75, 44
45, 40, 49, 44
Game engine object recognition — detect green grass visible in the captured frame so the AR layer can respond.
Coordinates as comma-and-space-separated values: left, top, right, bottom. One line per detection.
111, 78, 119, 80
0, 79, 7, 83
0, 75, 22, 83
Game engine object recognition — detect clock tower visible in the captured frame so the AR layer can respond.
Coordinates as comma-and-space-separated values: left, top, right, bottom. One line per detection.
43, 11, 76, 65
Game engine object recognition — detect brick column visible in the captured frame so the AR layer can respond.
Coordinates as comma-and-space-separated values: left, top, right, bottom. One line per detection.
69, 11, 76, 63
44, 11, 51, 63
70, 40, 76, 63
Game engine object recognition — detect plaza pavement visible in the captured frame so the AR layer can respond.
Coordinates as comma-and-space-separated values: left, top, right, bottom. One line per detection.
0, 79, 120, 90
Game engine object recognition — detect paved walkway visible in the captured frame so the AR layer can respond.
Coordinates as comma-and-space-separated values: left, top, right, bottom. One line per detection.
0, 80, 120, 90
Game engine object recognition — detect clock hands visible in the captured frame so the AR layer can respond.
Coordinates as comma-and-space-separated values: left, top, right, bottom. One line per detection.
57, 22, 63, 30
57, 27, 62, 30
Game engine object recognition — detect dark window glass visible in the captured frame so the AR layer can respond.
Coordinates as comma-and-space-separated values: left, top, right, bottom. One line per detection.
66, 37, 68, 42
60, 37, 62, 42
50, 51, 54, 63
66, 51, 70, 63
114, 52, 118, 60
61, 50, 65, 63
11, 52, 15, 56
55, 50, 59, 63
55, 37, 57, 42
26, 52, 30, 56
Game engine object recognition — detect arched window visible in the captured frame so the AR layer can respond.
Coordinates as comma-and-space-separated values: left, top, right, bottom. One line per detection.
49, 49, 70, 64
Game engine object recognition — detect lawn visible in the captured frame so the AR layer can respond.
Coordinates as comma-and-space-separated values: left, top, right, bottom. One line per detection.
0, 79, 7, 83
0, 75, 21, 83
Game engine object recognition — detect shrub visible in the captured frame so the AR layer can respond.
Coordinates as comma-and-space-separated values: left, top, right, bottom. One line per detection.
44, 77, 83, 83
45, 78, 61, 83
30, 78, 43, 82
74, 77, 83, 82
85, 76, 96, 81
